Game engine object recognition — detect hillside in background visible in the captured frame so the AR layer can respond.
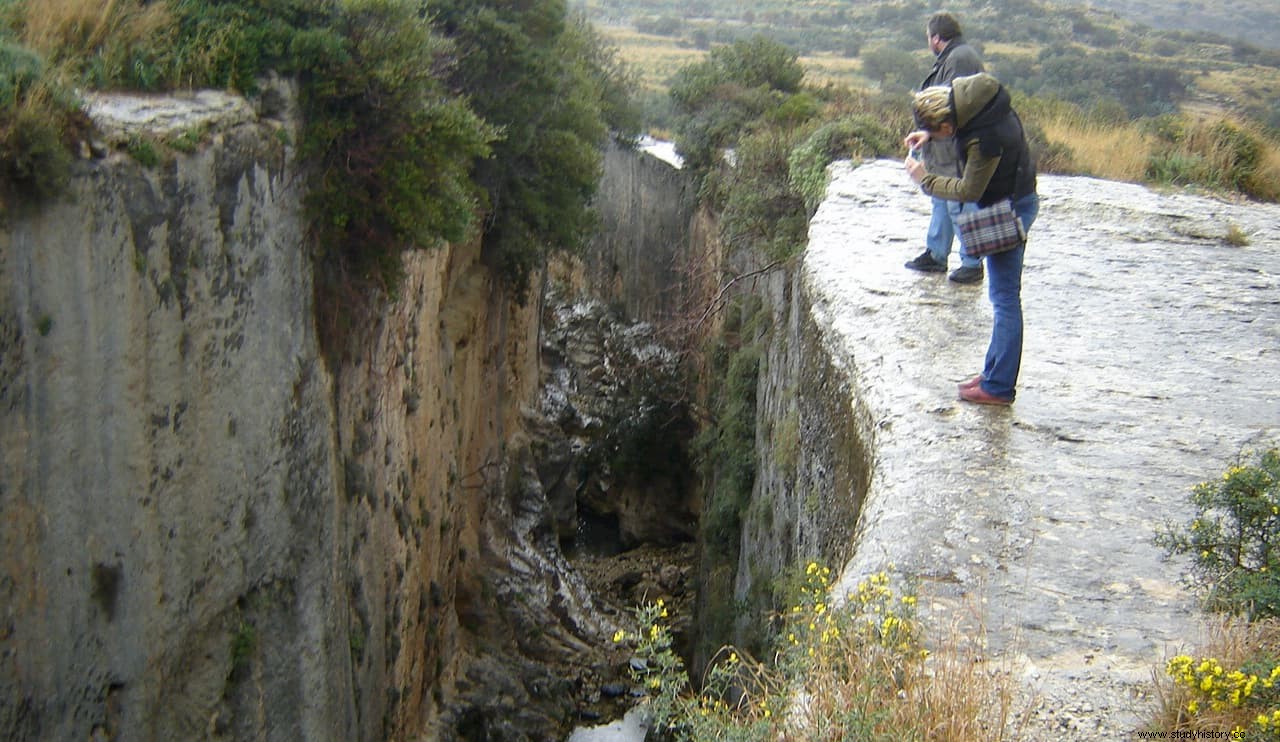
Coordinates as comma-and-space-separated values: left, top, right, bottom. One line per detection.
1077, 0, 1280, 50
574, 0, 1280, 130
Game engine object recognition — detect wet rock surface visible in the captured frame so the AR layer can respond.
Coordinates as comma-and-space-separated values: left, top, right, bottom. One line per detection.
806, 159, 1280, 739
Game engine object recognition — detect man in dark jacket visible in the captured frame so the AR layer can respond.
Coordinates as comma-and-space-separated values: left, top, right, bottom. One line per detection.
903, 12, 986, 284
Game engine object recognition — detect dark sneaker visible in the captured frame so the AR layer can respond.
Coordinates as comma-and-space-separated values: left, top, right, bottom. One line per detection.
949, 265, 984, 284
904, 251, 946, 273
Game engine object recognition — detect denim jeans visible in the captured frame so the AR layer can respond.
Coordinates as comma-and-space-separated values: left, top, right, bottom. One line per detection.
975, 192, 1041, 400
927, 197, 981, 269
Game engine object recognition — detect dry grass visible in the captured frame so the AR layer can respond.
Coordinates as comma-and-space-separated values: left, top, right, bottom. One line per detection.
597, 27, 875, 96
737, 571, 1027, 741
783, 604, 1027, 740
595, 25, 709, 91
1037, 110, 1152, 183
12, 0, 171, 64
1254, 145, 1280, 202
797, 52, 866, 90
898, 602, 1030, 740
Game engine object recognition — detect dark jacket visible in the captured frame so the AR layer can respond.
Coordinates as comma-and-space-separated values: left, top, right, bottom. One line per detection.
919, 73, 1037, 207
919, 38, 983, 176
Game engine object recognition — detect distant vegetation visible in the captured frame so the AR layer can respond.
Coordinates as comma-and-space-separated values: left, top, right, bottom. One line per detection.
575, 0, 1280, 202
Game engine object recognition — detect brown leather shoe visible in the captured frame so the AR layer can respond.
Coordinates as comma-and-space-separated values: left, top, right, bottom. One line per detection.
959, 384, 1013, 405
958, 374, 983, 391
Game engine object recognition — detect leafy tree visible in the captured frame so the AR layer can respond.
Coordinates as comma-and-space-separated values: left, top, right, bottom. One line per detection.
717, 126, 808, 261
668, 34, 804, 172
299, 0, 494, 292
859, 43, 923, 92
426, 0, 638, 296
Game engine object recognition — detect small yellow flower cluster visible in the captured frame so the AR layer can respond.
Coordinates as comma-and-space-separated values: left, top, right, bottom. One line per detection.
786, 562, 844, 649
1168, 655, 1259, 712
851, 571, 895, 611
1168, 654, 1280, 735
843, 571, 918, 651
1258, 708, 1280, 730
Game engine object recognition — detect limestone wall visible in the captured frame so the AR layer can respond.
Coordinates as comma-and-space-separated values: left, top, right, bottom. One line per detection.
578, 141, 701, 324
0, 95, 352, 739
0, 87, 611, 741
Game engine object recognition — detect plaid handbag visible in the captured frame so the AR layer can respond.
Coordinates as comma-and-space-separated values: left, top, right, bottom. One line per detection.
955, 199, 1026, 257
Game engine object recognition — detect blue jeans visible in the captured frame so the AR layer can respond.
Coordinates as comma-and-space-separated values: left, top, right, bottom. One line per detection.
974, 193, 1040, 399
928, 197, 981, 269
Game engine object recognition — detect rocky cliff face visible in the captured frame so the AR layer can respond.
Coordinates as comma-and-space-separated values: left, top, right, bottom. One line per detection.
0, 86, 637, 741
0, 82, 857, 739
0, 86, 352, 739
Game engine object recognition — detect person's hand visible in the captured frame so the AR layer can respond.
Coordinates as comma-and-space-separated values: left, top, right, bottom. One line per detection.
905, 153, 926, 184
903, 130, 930, 150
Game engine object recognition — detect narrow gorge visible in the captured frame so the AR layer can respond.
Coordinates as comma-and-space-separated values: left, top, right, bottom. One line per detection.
0, 85, 863, 740
7, 80, 1276, 742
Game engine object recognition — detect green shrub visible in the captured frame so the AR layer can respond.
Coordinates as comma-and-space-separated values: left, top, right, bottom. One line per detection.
4, 103, 70, 189
1207, 120, 1265, 196
1143, 116, 1274, 200
719, 125, 810, 261
1155, 447, 1280, 619
126, 134, 161, 168
426, 0, 637, 296
1146, 150, 1209, 186
0, 41, 43, 109
788, 115, 895, 213
669, 34, 805, 173
300, 0, 494, 293
696, 343, 760, 555
230, 621, 257, 673
167, 0, 330, 93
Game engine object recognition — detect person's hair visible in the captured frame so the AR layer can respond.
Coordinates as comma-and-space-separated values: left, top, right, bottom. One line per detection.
912, 86, 954, 131
928, 12, 963, 42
